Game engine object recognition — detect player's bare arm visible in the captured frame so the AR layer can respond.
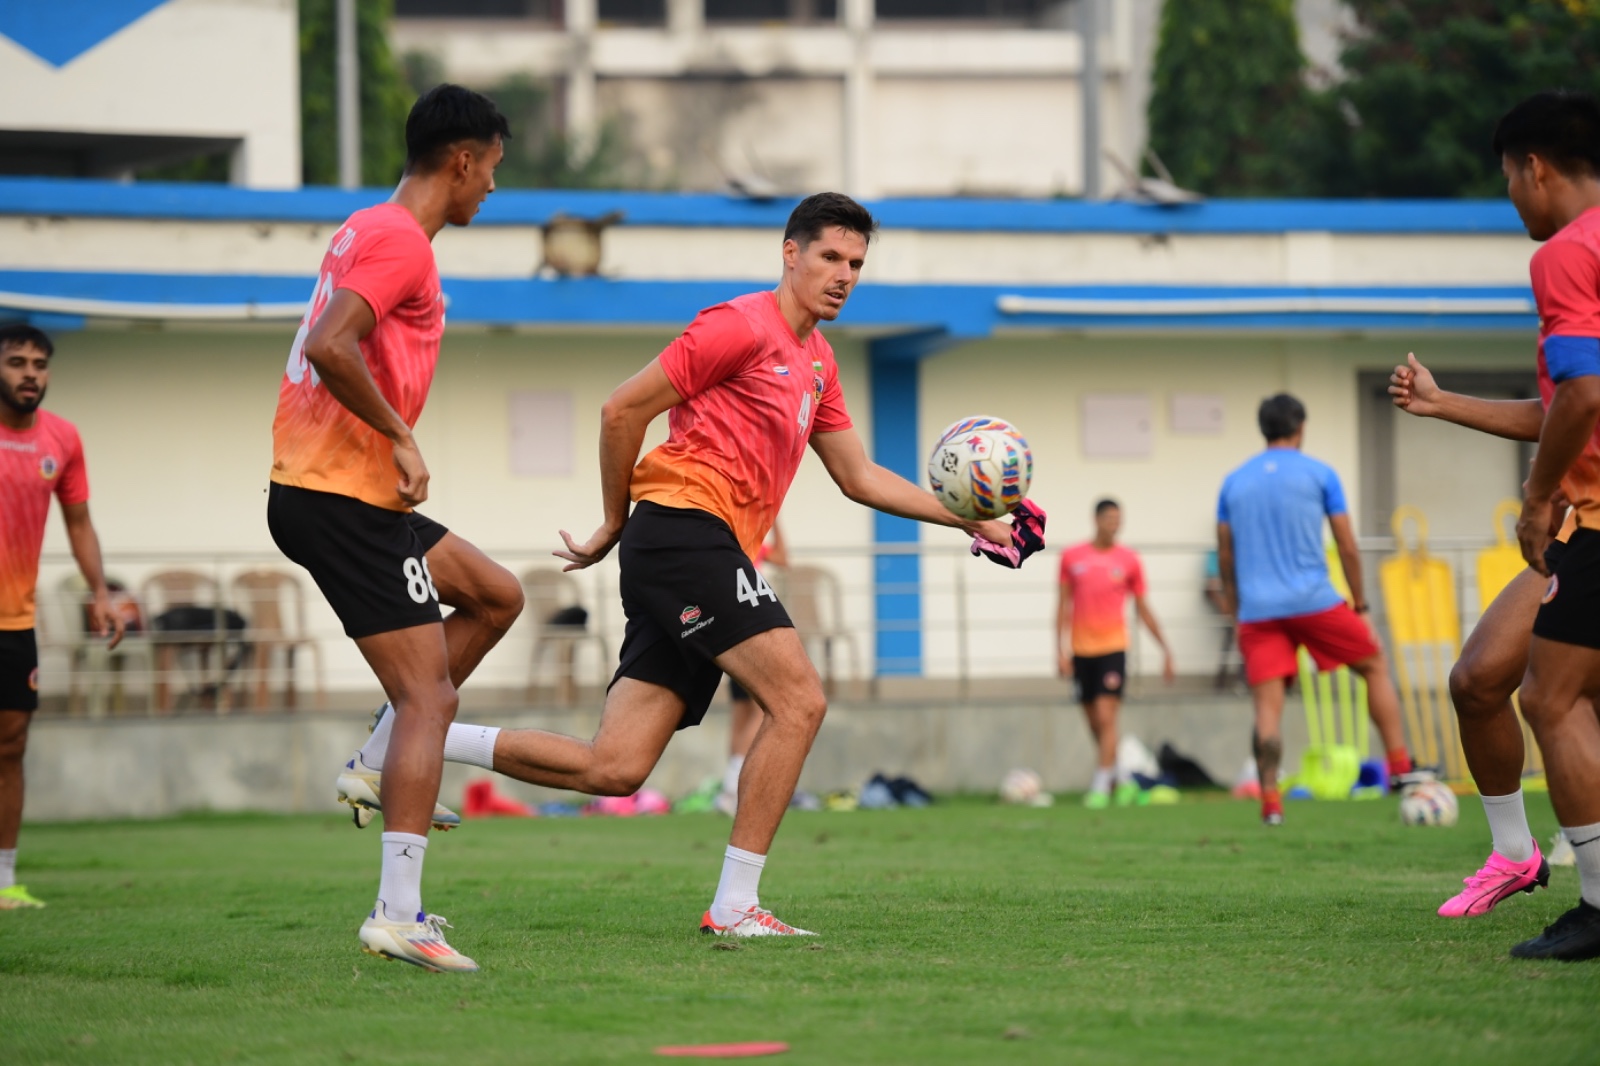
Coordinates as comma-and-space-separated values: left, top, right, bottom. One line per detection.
555, 359, 684, 571
808, 427, 1011, 544
1056, 580, 1074, 677
1520, 374, 1600, 571
1134, 595, 1176, 684
1390, 352, 1544, 441
60, 501, 123, 649
1216, 522, 1238, 618
301, 289, 429, 506
1328, 513, 1371, 618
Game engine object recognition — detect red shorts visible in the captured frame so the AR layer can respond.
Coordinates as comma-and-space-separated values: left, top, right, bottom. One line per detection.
1237, 604, 1379, 687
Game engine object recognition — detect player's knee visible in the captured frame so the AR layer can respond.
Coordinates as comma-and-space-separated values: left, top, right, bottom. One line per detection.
1448, 658, 1507, 719
485, 569, 524, 631
0, 729, 27, 761
770, 686, 827, 734
1517, 681, 1558, 730
588, 763, 649, 797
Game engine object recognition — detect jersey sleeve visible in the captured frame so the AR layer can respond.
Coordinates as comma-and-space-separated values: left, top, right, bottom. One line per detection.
53, 425, 89, 507
1126, 552, 1147, 597
1216, 479, 1231, 524
657, 305, 759, 400
1058, 550, 1073, 585
335, 223, 433, 322
1534, 239, 1600, 382
812, 351, 853, 433
1321, 464, 1349, 517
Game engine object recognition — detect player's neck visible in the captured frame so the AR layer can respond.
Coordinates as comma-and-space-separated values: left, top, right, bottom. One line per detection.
1549, 183, 1600, 232
772, 284, 820, 344
388, 177, 450, 240
0, 404, 36, 431
1092, 534, 1116, 550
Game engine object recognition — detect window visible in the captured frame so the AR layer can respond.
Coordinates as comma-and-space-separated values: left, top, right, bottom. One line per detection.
598, 0, 666, 23
875, 0, 1060, 22
706, 0, 839, 21
395, 0, 559, 17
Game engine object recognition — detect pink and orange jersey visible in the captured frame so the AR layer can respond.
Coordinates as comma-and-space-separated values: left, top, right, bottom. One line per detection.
271, 203, 444, 512
631, 292, 853, 559
1534, 206, 1600, 527
1059, 541, 1146, 658
0, 410, 89, 630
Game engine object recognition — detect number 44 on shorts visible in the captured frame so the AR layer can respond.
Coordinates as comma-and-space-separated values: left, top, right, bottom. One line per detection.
736, 567, 776, 607
403, 556, 439, 604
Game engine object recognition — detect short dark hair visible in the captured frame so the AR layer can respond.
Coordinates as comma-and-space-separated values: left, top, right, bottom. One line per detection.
783, 192, 878, 247
1258, 393, 1306, 441
0, 323, 52, 358
1492, 91, 1600, 180
404, 84, 512, 174
1094, 498, 1120, 516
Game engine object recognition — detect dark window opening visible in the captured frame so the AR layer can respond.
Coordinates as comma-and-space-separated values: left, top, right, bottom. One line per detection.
395, 0, 560, 18
876, 0, 1061, 22
706, 0, 838, 21
599, 0, 666, 24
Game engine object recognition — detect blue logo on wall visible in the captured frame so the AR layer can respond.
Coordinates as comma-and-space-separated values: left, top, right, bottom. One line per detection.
0, 2, 171, 68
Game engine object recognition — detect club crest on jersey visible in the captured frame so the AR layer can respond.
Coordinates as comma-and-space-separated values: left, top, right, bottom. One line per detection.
812, 373, 824, 405
38, 455, 58, 480
773, 365, 790, 375
680, 605, 702, 625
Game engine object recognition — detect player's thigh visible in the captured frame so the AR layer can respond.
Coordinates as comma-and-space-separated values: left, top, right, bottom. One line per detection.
716, 626, 825, 725
0, 709, 30, 759
355, 622, 455, 711
1455, 567, 1545, 699
589, 676, 688, 785
424, 531, 523, 619
1520, 635, 1600, 720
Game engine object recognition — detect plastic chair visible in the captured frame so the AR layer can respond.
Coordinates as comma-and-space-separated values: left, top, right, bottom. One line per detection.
520, 568, 607, 705
142, 569, 230, 712
43, 573, 154, 717
230, 569, 325, 710
781, 564, 859, 696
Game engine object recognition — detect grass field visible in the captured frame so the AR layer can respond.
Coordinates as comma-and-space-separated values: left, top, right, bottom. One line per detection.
4, 793, 1597, 1065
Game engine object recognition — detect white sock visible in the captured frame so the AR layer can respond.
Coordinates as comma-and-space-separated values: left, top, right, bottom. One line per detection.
1481, 790, 1535, 863
377, 832, 427, 922
709, 845, 766, 926
443, 724, 500, 770
1090, 767, 1114, 795
1563, 821, 1600, 909
358, 702, 395, 771
722, 754, 745, 796
0, 847, 15, 890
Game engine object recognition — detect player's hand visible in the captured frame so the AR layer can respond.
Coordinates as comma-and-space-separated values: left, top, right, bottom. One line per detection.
1518, 492, 1558, 575
392, 435, 430, 507
1162, 652, 1176, 686
554, 521, 624, 572
1058, 651, 1071, 678
969, 518, 1012, 544
87, 590, 126, 650
1388, 353, 1443, 417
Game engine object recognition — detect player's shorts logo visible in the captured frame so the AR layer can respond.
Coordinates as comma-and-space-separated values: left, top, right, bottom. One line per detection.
38, 455, 57, 479
1543, 575, 1560, 604
27, 667, 38, 691
680, 605, 702, 625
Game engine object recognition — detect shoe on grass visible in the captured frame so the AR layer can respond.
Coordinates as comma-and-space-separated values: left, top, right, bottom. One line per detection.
1438, 845, 1549, 918
714, 788, 738, 817
1509, 899, 1600, 961
1082, 789, 1110, 811
1549, 832, 1576, 867
700, 906, 816, 937
359, 908, 478, 972
1113, 781, 1142, 807
337, 754, 461, 832
0, 884, 45, 909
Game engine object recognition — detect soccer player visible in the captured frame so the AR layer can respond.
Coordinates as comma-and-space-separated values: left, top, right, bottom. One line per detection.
267, 86, 524, 971
419, 192, 1029, 936
1389, 352, 1562, 914
718, 521, 787, 817
0, 324, 125, 909
1057, 499, 1174, 808
1487, 91, 1600, 961
1217, 394, 1414, 826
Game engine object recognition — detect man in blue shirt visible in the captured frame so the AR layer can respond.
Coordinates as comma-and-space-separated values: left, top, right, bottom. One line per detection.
1217, 394, 1413, 825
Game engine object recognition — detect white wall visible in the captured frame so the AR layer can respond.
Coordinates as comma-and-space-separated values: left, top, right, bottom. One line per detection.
0, 0, 300, 188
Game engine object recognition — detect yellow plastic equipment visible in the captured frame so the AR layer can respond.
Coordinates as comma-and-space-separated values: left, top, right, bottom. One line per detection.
1379, 507, 1466, 781
1474, 498, 1546, 783
1290, 645, 1369, 799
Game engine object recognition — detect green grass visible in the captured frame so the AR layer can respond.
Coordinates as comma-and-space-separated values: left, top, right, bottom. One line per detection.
3, 795, 1597, 1065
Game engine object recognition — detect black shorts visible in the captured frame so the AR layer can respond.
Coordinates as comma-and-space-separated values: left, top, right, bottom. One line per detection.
613, 501, 793, 730
0, 629, 39, 712
1533, 529, 1599, 649
1073, 651, 1126, 704
267, 483, 450, 639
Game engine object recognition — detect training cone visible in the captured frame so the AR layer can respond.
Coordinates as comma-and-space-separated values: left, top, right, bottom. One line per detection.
462, 778, 535, 818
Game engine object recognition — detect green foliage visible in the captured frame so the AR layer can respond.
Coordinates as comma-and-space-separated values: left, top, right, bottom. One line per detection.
4, 801, 1597, 1063
1146, 0, 1329, 196
299, 0, 413, 187
1325, 0, 1600, 197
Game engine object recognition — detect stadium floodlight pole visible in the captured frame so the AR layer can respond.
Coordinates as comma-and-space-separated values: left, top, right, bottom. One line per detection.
336, 0, 361, 190
1080, 0, 1102, 201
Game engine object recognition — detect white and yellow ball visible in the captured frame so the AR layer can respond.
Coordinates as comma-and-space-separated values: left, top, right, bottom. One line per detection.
1399, 780, 1459, 827
927, 416, 1033, 521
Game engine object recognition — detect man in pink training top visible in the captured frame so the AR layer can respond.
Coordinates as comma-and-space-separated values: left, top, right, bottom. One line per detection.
1057, 498, 1174, 808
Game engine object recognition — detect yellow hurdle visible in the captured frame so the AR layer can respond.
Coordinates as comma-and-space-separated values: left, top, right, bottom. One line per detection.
1474, 499, 1546, 783
1378, 507, 1466, 782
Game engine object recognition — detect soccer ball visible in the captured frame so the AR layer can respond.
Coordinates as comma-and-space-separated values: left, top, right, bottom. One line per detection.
999, 768, 1053, 807
927, 416, 1033, 521
1399, 780, 1459, 827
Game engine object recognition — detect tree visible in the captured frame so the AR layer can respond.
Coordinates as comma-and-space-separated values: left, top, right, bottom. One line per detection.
299, 0, 412, 187
1145, 0, 1331, 196
1323, 1, 1600, 197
